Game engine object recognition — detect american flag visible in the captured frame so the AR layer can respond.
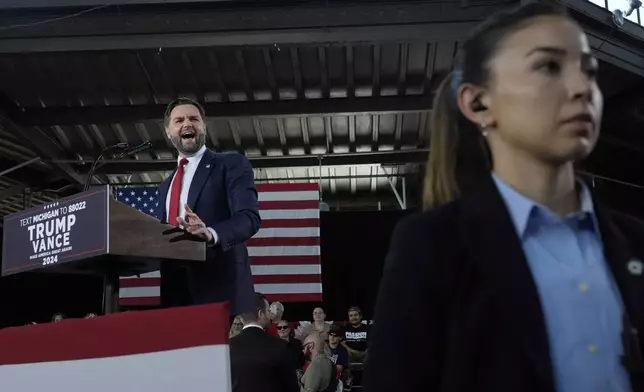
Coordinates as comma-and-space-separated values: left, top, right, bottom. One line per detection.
115, 183, 322, 305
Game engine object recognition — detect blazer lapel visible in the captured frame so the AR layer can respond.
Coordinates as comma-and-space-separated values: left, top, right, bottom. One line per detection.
461, 176, 555, 391
157, 173, 174, 223
187, 149, 216, 210
594, 202, 636, 315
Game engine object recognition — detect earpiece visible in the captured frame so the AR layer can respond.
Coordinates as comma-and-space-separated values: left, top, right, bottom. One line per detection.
470, 99, 487, 113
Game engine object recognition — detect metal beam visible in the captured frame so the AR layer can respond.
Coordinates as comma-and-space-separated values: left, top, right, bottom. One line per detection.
380, 165, 406, 210
561, 0, 644, 43
586, 30, 644, 77
0, 157, 41, 178
584, 139, 644, 187
0, 23, 480, 54
106, 173, 411, 187
15, 96, 434, 126
68, 149, 430, 174
0, 2, 508, 53
0, 157, 57, 186
562, 0, 644, 76
0, 0, 232, 8
0, 109, 85, 186
0, 184, 25, 203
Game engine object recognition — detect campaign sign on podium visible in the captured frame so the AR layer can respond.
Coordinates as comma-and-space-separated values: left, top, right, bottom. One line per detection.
1, 187, 110, 276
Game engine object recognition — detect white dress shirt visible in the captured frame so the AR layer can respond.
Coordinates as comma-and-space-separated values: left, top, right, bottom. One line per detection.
165, 145, 218, 244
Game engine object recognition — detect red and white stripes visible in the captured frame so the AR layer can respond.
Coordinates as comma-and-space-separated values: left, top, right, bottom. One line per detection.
250, 183, 322, 302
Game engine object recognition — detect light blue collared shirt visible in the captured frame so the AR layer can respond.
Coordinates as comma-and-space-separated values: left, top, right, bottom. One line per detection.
492, 174, 631, 392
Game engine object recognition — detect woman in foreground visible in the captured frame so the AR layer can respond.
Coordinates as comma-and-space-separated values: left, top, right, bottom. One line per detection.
364, 3, 644, 392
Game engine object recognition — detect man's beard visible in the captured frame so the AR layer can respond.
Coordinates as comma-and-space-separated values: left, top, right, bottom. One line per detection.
171, 130, 206, 156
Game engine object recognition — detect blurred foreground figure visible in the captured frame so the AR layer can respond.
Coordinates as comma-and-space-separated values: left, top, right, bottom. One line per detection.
300, 332, 335, 392
365, 3, 644, 392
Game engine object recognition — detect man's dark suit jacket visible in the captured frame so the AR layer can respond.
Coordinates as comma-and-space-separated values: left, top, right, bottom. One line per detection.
229, 326, 300, 392
157, 149, 261, 317
364, 175, 644, 392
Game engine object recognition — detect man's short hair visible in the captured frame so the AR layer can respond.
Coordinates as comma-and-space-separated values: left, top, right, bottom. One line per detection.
239, 292, 268, 324
328, 324, 343, 337
163, 97, 205, 127
348, 306, 362, 316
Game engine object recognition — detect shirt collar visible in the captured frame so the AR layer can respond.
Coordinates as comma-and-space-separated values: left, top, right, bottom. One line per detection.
492, 173, 596, 238
177, 145, 206, 165
242, 323, 265, 331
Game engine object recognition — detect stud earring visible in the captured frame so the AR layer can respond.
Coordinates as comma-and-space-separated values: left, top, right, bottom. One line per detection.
480, 122, 489, 137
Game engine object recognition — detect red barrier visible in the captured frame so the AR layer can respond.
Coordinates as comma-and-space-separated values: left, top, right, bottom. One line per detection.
0, 303, 231, 392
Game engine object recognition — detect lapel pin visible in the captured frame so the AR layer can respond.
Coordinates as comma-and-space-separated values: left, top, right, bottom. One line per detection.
627, 259, 643, 275
205, 164, 211, 168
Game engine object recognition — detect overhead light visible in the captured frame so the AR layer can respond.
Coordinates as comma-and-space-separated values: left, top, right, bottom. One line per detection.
613, 0, 642, 26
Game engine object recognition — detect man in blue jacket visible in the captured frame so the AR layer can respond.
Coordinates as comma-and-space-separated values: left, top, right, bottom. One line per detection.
157, 98, 261, 319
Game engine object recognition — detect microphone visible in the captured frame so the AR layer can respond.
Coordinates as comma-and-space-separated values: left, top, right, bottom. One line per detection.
83, 143, 131, 192
112, 142, 129, 150
112, 141, 153, 160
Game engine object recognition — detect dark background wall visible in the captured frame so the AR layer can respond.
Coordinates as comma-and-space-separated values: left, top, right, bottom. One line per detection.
0, 210, 409, 327
284, 210, 410, 323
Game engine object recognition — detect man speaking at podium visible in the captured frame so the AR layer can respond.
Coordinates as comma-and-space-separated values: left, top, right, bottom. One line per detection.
157, 97, 261, 320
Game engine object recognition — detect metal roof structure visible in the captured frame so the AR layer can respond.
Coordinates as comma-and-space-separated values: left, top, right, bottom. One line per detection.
0, 0, 644, 218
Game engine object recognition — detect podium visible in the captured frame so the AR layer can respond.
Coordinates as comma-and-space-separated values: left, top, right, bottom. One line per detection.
1, 186, 206, 314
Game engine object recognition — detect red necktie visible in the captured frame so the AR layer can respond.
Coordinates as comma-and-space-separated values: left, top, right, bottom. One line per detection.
168, 158, 188, 226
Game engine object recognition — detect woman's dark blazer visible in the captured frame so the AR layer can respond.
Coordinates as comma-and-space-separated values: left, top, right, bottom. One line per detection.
363, 175, 644, 392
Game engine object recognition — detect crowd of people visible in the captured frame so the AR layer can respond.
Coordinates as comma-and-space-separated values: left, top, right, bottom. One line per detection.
22, 311, 96, 326
228, 294, 370, 392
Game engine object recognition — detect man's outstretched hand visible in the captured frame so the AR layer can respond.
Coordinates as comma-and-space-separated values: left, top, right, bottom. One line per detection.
176, 204, 214, 243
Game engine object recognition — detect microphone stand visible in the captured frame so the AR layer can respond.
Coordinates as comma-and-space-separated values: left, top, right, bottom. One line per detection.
83, 141, 155, 192
83, 143, 129, 192
112, 141, 153, 160
83, 141, 152, 316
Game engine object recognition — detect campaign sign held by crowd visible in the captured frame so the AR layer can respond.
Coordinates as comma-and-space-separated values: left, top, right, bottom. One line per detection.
1, 187, 110, 276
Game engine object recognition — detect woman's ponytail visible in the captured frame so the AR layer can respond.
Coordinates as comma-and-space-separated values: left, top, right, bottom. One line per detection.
423, 73, 462, 210
422, 72, 491, 210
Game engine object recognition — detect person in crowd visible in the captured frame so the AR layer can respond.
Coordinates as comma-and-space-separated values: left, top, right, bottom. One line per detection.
229, 316, 244, 338
157, 97, 261, 322
327, 325, 350, 388
276, 319, 304, 368
229, 293, 299, 392
342, 306, 369, 363
299, 307, 330, 341
84, 313, 96, 319
266, 301, 285, 336
300, 332, 335, 392
51, 312, 65, 323
365, 3, 644, 392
